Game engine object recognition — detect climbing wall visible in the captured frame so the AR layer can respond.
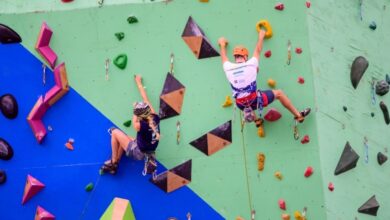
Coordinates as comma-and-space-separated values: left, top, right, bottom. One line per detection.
0, 0, 389, 219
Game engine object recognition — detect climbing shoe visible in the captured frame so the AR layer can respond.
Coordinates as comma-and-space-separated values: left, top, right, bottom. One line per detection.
100, 160, 118, 175
295, 108, 311, 123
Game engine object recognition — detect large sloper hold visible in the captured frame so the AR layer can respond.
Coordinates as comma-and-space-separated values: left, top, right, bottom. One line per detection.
181, 16, 205, 37
358, 195, 380, 216
334, 142, 360, 175
160, 73, 185, 95
159, 98, 179, 120
0, 23, 22, 44
350, 56, 369, 89
159, 73, 186, 120
189, 134, 208, 155
377, 152, 388, 165
150, 160, 192, 193
198, 38, 220, 59
22, 175, 45, 204
379, 101, 390, 125
209, 120, 232, 142
160, 88, 185, 116
149, 171, 168, 192
169, 159, 192, 181
0, 94, 18, 119
100, 197, 136, 220
35, 206, 55, 220
0, 138, 13, 160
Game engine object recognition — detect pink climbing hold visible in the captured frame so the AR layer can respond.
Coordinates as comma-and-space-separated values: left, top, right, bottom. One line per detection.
304, 166, 314, 177
264, 108, 282, 122
301, 135, 310, 144
275, 3, 284, 11
295, 48, 303, 54
35, 206, 55, 220
278, 199, 286, 210
35, 22, 57, 68
306, 1, 311, 8
298, 76, 305, 84
328, 182, 334, 191
61, 0, 74, 2
264, 50, 272, 58
22, 175, 45, 204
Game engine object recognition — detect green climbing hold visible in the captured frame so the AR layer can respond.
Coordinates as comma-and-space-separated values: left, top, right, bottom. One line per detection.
123, 120, 132, 127
113, 54, 127, 70
115, 32, 125, 41
127, 16, 138, 24
343, 106, 347, 112
85, 182, 94, 192
369, 21, 377, 30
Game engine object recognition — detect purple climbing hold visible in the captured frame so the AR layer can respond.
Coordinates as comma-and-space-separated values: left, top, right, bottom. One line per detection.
377, 152, 388, 165
0, 138, 13, 161
0, 24, 22, 44
350, 56, 369, 89
0, 170, 6, 185
375, 80, 389, 96
0, 94, 18, 119
379, 101, 390, 125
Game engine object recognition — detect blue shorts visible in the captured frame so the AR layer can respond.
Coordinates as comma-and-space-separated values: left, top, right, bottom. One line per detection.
125, 140, 145, 160
236, 90, 275, 111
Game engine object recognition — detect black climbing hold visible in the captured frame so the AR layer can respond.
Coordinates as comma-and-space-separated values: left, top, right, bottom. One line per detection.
0, 170, 6, 185
209, 120, 232, 143
343, 106, 347, 112
127, 16, 138, 24
0, 94, 18, 119
369, 21, 377, 30
198, 38, 220, 59
358, 195, 380, 216
379, 101, 390, 125
149, 171, 168, 191
371, 112, 375, 117
377, 152, 388, 165
182, 16, 206, 37
159, 98, 179, 120
115, 32, 124, 41
161, 73, 185, 95
334, 142, 359, 175
169, 159, 192, 181
113, 54, 127, 69
0, 23, 22, 44
386, 74, 390, 84
0, 138, 13, 160
159, 73, 186, 120
189, 134, 208, 155
350, 56, 369, 89
375, 80, 389, 96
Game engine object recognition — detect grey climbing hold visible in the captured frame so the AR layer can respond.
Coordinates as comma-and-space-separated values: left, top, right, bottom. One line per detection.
358, 195, 380, 216
0, 170, 6, 185
377, 152, 387, 165
0, 94, 18, 119
334, 142, 359, 175
379, 101, 390, 125
0, 138, 13, 160
375, 80, 389, 96
350, 56, 369, 89
369, 21, 377, 30
386, 74, 390, 84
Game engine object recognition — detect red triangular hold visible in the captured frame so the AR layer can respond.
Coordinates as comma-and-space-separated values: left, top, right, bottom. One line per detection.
264, 108, 282, 122
35, 206, 55, 220
22, 175, 45, 204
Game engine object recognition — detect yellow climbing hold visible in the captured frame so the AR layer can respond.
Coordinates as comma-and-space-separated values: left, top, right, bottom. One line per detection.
294, 211, 305, 220
275, 171, 283, 180
267, 78, 276, 88
199, 0, 209, 2
257, 125, 265, 137
282, 213, 291, 220
222, 96, 233, 107
256, 20, 273, 39
257, 153, 265, 171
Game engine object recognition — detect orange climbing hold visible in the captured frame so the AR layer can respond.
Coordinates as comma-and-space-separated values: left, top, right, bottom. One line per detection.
282, 213, 291, 220
257, 126, 265, 137
274, 171, 283, 180
222, 96, 233, 107
199, 0, 209, 2
257, 153, 265, 171
294, 211, 306, 220
267, 78, 276, 88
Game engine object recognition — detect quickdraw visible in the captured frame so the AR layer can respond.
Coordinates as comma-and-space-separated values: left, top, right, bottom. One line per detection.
105, 58, 110, 81
287, 40, 292, 65
370, 78, 376, 105
170, 53, 174, 74
176, 121, 180, 145
364, 136, 369, 163
142, 153, 157, 180
293, 120, 299, 140
98, 0, 104, 8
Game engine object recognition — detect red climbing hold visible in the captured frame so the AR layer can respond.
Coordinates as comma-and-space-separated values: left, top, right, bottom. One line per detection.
61, 0, 74, 2
275, 3, 284, 11
295, 48, 303, 54
304, 166, 313, 177
301, 135, 310, 144
264, 50, 272, 58
278, 199, 286, 210
298, 76, 305, 84
264, 108, 282, 122
328, 182, 334, 191
306, 1, 311, 8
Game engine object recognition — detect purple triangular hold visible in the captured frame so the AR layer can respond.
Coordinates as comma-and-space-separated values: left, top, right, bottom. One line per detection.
181, 16, 205, 37
161, 73, 185, 95
189, 134, 208, 155
209, 120, 232, 143
149, 171, 168, 192
198, 38, 220, 59
159, 98, 179, 120
169, 159, 192, 181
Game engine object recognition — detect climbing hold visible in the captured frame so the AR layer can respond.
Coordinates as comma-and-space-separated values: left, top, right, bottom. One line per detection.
369, 21, 377, 30
334, 142, 360, 175
350, 56, 369, 89
343, 106, 347, 112
386, 74, 390, 84
278, 199, 286, 210
0, 23, 22, 44
377, 152, 388, 165
236, 217, 244, 220
113, 54, 127, 69
295, 48, 303, 54
282, 214, 291, 220
150, 160, 192, 193
123, 120, 132, 127
328, 182, 334, 191
0, 94, 18, 119
264, 50, 272, 58
0, 138, 13, 161
264, 108, 282, 121
379, 101, 390, 125
257, 126, 265, 137
275, 3, 284, 11
358, 195, 380, 216
371, 112, 375, 117
257, 153, 265, 171
267, 78, 276, 88
22, 175, 45, 204
182, 16, 220, 59
127, 16, 138, 24
35, 22, 57, 68
294, 211, 304, 220
306, 1, 311, 8
304, 166, 313, 177
222, 96, 233, 107
35, 206, 55, 220
297, 77, 305, 84
256, 20, 273, 39
115, 32, 125, 41
190, 121, 232, 156
199, 0, 209, 2
0, 170, 6, 185
61, 0, 74, 2
85, 182, 94, 192
65, 139, 74, 151
159, 73, 186, 120
301, 135, 310, 144
375, 80, 389, 96
100, 197, 136, 220
274, 171, 283, 180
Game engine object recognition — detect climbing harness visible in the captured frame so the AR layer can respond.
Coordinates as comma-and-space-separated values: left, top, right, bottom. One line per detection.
363, 137, 369, 164
293, 119, 299, 140
287, 40, 292, 65
142, 152, 157, 180
105, 58, 110, 81
169, 53, 174, 74
176, 121, 180, 145
370, 78, 376, 105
